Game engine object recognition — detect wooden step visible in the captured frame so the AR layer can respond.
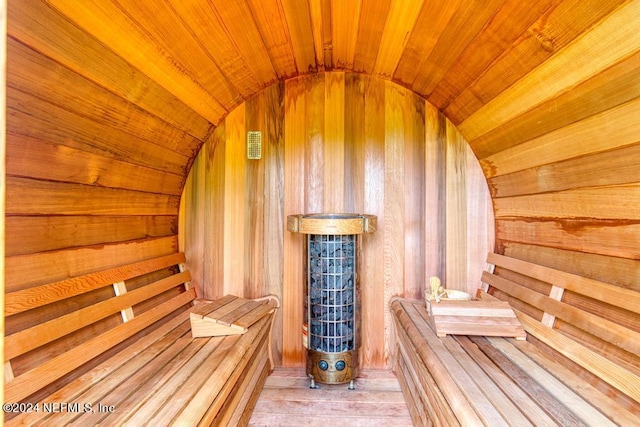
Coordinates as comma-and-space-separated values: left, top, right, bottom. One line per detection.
249, 369, 413, 426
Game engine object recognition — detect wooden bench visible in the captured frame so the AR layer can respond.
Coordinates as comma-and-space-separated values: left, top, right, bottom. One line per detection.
391, 252, 640, 426
4, 252, 279, 426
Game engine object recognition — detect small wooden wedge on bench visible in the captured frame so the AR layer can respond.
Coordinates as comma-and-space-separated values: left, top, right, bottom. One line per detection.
191, 294, 278, 337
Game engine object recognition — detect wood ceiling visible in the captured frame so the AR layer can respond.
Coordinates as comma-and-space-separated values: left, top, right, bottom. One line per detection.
28, 0, 627, 136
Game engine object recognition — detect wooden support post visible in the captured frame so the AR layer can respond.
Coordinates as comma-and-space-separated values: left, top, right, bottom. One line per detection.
179, 263, 192, 291
113, 281, 135, 322
4, 361, 14, 382
541, 285, 565, 328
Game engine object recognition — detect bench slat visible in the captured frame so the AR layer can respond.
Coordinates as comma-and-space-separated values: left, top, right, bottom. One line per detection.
5, 252, 186, 315
408, 303, 511, 427
219, 347, 270, 427
517, 309, 640, 403
455, 336, 557, 426
510, 336, 640, 426
93, 338, 210, 425
154, 337, 243, 423
124, 335, 236, 425
468, 335, 589, 426
5, 288, 195, 402
488, 337, 617, 426
5, 246, 278, 426
394, 353, 433, 426
395, 321, 459, 426
487, 253, 639, 315
482, 271, 640, 355
196, 327, 271, 426
172, 316, 271, 425
36, 326, 199, 425
191, 294, 240, 318
391, 298, 489, 426
216, 299, 262, 326
5, 270, 191, 360
440, 336, 534, 426
8, 312, 192, 425
233, 300, 278, 329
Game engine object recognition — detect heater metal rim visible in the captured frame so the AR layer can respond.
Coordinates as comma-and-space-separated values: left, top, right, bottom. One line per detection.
287, 213, 377, 235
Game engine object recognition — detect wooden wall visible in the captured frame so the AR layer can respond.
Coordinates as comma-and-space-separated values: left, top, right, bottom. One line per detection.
456, 2, 640, 367
4, 3, 209, 384
4, 4, 209, 292
180, 72, 494, 368
461, 17, 640, 287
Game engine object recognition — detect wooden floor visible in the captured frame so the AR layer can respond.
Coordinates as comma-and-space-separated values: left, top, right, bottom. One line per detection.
249, 368, 414, 426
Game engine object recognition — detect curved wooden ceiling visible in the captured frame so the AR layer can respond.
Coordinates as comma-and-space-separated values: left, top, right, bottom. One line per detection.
28, 1, 630, 134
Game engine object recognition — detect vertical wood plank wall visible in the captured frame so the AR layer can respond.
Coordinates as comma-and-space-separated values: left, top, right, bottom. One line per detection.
180, 72, 495, 368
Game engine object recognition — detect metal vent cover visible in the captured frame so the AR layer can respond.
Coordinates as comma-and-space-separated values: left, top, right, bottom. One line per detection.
247, 131, 262, 160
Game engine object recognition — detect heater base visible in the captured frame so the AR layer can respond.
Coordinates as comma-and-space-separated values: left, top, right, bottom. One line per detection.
306, 349, 359, 384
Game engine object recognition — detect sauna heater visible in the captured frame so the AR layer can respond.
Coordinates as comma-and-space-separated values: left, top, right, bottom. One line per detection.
287, 214, 376, 388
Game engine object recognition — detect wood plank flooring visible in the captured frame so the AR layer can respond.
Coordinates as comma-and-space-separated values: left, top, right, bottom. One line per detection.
249, 368, 414, 426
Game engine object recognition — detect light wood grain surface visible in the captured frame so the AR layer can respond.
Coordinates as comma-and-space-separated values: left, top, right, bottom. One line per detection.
181, 73, 494, 368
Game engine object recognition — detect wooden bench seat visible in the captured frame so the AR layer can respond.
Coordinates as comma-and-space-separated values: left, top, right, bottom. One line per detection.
4, 252, 279, 426
391, 252, 640, 426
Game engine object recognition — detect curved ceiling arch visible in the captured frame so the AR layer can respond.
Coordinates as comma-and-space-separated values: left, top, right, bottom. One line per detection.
32, 1, 638, 160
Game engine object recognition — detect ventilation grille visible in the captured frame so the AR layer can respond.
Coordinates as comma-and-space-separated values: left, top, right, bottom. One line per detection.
247, 131, 262, 160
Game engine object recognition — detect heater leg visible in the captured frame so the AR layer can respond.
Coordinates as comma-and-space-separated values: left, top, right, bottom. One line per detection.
309, 374, 320, 389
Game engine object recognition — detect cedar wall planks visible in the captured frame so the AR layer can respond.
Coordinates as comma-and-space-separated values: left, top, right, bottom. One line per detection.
5, 1, 208, 293
180, 73, 495, 368
4, 8, 199, 380
4, 3, 202, 382
458, 0, 640, 364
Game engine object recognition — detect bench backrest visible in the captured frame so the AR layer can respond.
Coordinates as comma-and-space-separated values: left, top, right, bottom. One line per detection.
4, 252, 195, 402
481, 252, 640, 404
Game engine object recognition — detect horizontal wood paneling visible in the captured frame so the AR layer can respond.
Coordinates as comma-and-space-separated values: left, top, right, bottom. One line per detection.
427, 0, 557, 110
489, 143, 640, 199
6, 38, 201, 157
44, 0, 232, 123
30, 0, 631, 131
6, 136, 184, 196
445, 0, 624, 124
5, 14, 207, 306
496, 220, 640, 260
7, 0, 212, 140
6, 89, 191, 175
245, 0, 297, 79
451, 5, 640, 372
469, 49, 640, 160
5, 216, 177, 257
6, 236, 179, 292
181, 73, 494, 369
494, 185, 640, 220
480, 98, 640, 179
457, 0, 638, 137
6, 177, 180, 216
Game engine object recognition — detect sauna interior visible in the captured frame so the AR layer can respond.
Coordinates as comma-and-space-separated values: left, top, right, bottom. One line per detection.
3, 0, 640, 425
